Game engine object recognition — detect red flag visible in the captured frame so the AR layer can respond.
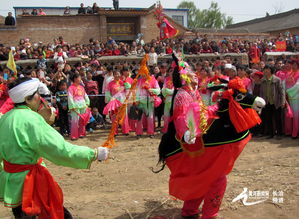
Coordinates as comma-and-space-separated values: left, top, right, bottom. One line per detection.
154, 3, 178, 40
157, 18, 178, 40
275, 41, 286, 52
250, 46, 260, 64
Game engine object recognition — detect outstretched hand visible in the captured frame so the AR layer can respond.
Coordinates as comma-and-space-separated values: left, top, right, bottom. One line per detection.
97, 147, 109, 162
184, 130, 196, 145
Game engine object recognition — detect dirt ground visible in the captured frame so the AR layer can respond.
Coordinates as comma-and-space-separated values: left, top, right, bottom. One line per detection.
1, 128, 298, 219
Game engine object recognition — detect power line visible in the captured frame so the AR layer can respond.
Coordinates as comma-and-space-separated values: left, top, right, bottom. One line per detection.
227, 14, 265, 16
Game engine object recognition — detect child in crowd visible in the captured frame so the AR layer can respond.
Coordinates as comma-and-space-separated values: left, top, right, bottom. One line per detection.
56, 80, 69, 136
36, 54, 47, 70
87, 107, 106, 131
104, 71, 129, 135
0, 75, 9, 108
84, 71, 99, 109
237, 65, 252, 93
251, 71, 264, 136
68, 73, 90, 140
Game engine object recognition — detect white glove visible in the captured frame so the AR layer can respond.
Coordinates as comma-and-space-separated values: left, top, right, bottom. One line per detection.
97, 147, 109, 161
184, 130, 196, 145
252, 97, 266, 114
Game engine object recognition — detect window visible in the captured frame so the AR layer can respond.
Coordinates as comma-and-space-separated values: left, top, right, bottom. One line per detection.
172, 15, 184, 26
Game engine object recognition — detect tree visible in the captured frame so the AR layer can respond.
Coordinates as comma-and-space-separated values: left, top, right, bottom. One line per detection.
177, 1, 199, 28
273, 1, 285, 14
178, 1, 233, 29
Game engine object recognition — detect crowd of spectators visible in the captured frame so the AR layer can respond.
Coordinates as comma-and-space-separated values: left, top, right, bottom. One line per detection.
0, 34, 298, 139
77, 3, 100, 15
2, 1, 102, 25
18, 2, 111, 16
0, 32, 298, 62
21, 8, 47, 16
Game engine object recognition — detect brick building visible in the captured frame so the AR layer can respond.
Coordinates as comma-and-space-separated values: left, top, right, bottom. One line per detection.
0, 5, 188, 45
13, 6, 189, 28
226, 9, 299, 36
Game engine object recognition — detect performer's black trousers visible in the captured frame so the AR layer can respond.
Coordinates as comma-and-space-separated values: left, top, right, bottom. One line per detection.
12, 206, 73, 219
58, 107, 69, 135
98, 95, 107, 120
261, 104, 283, 136
155, 102, 164, 128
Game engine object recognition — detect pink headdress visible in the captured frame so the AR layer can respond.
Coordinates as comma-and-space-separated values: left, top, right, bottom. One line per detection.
172, 53, 195, 85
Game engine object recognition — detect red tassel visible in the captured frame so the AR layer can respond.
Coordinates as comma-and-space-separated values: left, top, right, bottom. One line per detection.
244, 108, 262, 127
223, 89, 261, 133
102, 55, 150, 148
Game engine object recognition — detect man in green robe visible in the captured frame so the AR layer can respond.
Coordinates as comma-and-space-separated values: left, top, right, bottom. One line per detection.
0, 77, 109, 218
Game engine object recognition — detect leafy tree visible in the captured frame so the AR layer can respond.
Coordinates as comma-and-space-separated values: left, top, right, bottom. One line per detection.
178, 1, 233, 29
177, 1, 199, 28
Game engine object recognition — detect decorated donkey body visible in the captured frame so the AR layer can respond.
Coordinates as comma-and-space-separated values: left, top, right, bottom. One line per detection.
155, 79, 265, 206
158, 86, 265, 163
154, 53, 266, 218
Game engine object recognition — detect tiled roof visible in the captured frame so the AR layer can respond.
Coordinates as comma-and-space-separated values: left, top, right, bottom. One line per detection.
226, 9, 299, 32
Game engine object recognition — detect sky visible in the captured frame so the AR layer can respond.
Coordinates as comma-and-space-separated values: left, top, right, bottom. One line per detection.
0, 0, 298, 23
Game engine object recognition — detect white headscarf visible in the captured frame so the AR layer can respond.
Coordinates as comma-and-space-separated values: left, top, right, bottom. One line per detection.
8, 78, 40, 103
37, 82, 50, 96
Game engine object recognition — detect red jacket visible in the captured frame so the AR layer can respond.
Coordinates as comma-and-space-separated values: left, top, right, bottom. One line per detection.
103, 49, 112, 56
84, 80, 99, 95
112, 49, 121, 56
166, 47, 173, 54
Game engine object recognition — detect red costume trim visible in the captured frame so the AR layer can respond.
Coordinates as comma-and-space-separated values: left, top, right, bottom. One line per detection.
221, 77, 261, 133
3, 159, 64, 219
166, 134, 251, 201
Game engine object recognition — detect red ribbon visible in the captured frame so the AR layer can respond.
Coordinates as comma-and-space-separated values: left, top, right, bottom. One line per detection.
4, 159, 64, 219
222, 89, 261, 133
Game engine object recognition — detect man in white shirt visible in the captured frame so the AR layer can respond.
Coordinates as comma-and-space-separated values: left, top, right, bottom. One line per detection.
102, 66, 114, 95
148, 47, 158, 67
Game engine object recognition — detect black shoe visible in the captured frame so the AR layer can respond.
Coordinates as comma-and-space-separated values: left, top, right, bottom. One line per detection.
181, 214, 199, 219
275, 135, 282, 140
136, 135, 141, 139
63, 207, 73, 219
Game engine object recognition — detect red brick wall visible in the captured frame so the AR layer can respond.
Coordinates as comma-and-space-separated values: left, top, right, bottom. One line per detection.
269, 27, 299, 37
0, 14, 187, 46
1, 13, 290, 47
0, 15, 101, 45
182, 31, 271, 42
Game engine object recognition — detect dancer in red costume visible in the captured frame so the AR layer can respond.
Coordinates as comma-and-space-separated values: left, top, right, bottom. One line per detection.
121, 67, 136, 132
103, 71, 130, 135
0, 76, 9, 108
155, 54, 266, 219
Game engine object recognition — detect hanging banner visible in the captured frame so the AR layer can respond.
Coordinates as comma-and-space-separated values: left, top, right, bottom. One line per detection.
275, 41, 286, 52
